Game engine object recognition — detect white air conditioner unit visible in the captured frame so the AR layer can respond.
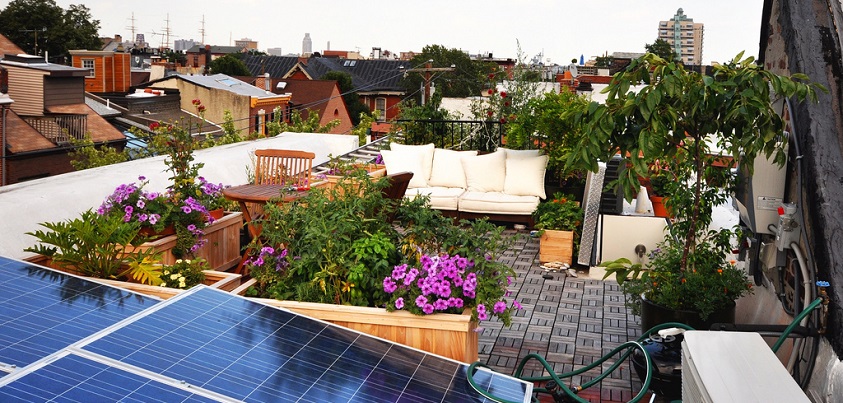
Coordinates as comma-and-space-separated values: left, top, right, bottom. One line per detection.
681, 331, 809, 402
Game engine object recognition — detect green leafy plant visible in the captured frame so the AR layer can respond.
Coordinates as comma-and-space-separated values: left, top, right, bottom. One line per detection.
532, 192, 583, 233
25, 210, 163, 284
243, 174, 522, 326
159, 258, 207, 289
602, 227, 753, 320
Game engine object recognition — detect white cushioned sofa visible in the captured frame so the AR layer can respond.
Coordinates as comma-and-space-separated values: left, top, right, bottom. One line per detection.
380, 143, 548, 226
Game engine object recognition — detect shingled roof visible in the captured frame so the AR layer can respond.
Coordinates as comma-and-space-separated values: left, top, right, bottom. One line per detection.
241, 55, 412, 93
0, 34, 24, 58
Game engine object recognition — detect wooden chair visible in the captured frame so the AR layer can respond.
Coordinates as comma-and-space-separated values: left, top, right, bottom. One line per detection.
380, 171, 413, 222
254, 149, 315, 186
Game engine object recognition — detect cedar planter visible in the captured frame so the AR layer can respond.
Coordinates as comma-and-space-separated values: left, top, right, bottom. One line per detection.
314, 164, 387, 196
124, 211, 243, 272
539, 229, 574, 265
24, 254, 243, 300
231, 278, 478, 363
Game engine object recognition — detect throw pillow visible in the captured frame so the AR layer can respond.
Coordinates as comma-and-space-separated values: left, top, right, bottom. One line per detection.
461, 151, 506, 192
428, 149, 478, 188
390, 143, 435, 182
381, 150, 428, 188
497, 147, 543, 159
503, 155, 549, 198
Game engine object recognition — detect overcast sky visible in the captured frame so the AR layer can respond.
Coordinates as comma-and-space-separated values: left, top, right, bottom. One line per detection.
55, 0, 765, 66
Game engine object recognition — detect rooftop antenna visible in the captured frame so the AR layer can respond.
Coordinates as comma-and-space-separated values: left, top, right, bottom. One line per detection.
161, 14, 172, 50
199, 15, 206, 45
125, 12, 137, 46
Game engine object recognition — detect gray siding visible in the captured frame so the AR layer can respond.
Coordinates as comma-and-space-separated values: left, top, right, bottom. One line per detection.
44, 77, 84, 107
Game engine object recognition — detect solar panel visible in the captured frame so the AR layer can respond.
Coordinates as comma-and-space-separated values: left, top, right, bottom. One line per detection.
79, 287, 532, 402
0, 258, 532, 402
0, 257, 157, 374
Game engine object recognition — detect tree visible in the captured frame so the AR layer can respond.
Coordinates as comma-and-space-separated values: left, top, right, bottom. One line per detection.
400, 44, 492, 103
0, 0, 100, 62
645, 39, 678, 62
209, 54, 251, 76
321, 71, 369, 126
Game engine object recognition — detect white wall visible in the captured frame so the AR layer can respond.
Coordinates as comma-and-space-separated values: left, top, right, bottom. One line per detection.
0, 133, 358, 260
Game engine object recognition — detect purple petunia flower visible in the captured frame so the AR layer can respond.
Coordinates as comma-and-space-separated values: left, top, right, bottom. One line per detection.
513, 300, 523, 310
493, 301, 507, 314
476, 303, 486, 314
394, 297, 404, 310
383, 278, 398, 294
415, 295, 428, 308
478, 311, 489, 321
433, 299, 448, 311
422, 304, 434, 314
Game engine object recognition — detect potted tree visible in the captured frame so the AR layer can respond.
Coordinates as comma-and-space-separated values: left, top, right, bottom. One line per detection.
568, 52, 822, 329
532, 192, 584, 266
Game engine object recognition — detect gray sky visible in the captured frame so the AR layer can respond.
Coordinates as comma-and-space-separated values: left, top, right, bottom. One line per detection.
56, 0, 764, 65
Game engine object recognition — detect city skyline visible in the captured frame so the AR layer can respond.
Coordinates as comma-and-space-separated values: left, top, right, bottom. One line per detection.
54, 0, 763, 65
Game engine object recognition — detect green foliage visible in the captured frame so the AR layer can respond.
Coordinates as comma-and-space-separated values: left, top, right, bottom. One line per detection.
401, 44, 492, 102
244, 174, 520, 325
321, 70, 370, 126
505, 89, 589, 176
396, 96, 457, 145
532, 193, 583, 232
209, 54, 251, 76
24, 210, 163, 284
645, 39, 678, 62
350, 110, 381, 144
601, 227, 752, 320
265, 108, 339, 134
68, 134, 127, 170
0, 0, 100, 59
159, 258, 208, 289
594, 53, 614, 68
568, 52, 823, 272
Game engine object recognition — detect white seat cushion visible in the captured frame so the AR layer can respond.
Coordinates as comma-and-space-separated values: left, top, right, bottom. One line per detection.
405, 187, 465, 211
428, 149, 477, 188
458, 191, 540, 215
390, 143, 435, 182
461, 151, 506, 192
381, 149, 428, 188
503, 155, 549, 199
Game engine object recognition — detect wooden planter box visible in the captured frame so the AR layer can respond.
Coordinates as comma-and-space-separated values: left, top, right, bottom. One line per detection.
124, 211, 243, 272
232, 279, 478, 363
313, 164, 387, 196
539, 229, 574, 265
23, 254, 243, 300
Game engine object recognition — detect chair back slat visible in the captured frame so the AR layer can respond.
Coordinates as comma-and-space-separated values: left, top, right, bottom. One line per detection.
254, 149, 315, 186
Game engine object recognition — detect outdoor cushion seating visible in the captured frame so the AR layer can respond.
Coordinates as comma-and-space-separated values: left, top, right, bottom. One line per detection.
383, 143, 547, 226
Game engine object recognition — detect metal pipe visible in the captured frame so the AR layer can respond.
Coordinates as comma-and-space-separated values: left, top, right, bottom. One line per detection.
1, 103, 9, 186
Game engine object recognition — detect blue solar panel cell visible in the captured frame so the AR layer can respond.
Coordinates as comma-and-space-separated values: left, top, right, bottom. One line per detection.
0, 258, 156, 370
0, 353, 217, 402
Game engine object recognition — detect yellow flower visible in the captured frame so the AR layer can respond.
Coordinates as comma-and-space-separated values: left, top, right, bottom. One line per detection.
341, 281, 354, 293
170, 274, 179, 280
175, 259, 183, 264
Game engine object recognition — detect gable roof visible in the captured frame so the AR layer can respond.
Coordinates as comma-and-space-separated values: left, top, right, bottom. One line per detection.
0, 34, 24, 58
176, 73, 274, 97
276, 79, 340, 108
241, 55, 411, 93
1, 54, 89, 77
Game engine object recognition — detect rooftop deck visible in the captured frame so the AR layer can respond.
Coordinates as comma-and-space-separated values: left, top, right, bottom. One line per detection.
480, 228, 647, 403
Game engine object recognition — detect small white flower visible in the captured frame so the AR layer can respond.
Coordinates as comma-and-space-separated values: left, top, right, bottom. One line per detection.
170, 274, 179, 280
175, 259, 183, 264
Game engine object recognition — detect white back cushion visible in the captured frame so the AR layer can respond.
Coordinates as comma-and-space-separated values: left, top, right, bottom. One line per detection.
461, 151, 506, 192
428, 149, 477, 188
381, 149, 428, 188
498, 147, 542, 159
503, 155, 549, 198
390, 143, 435, 182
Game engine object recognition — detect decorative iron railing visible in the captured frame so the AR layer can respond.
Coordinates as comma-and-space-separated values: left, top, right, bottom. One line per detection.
23, 114, 87, 145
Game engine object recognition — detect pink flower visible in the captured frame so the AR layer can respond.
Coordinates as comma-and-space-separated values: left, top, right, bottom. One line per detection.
394, 297, 404, 310
513, 300, 523, 310
493, 301, 506, 314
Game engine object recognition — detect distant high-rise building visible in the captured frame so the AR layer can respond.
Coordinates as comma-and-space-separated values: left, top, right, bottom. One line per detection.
266, 48, 284, 56
302, 33, 312, 56
657, 8, 704, 65
235, 38, 258, 50
174, 39, 199, 52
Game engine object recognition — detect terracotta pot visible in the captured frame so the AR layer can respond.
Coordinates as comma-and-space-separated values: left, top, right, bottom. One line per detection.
640, 293, 736, 332
208, 208, 225, 220
138, 225, 175, 238
650, 195, 670, 218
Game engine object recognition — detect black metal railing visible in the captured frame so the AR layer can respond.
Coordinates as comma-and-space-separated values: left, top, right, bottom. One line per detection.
23, 113, 87, 145
394, 119, 506, 152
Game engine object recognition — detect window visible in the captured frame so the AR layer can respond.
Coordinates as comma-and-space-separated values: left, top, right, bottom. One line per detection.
375, 98, 386, 121
82, 59, 95, 77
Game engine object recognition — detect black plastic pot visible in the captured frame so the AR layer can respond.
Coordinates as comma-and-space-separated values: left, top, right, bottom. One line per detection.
632, 332, 684, 401
640, 293, 736, 331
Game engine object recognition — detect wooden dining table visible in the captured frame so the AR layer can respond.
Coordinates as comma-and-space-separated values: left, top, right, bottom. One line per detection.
222, 184, 309, 274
